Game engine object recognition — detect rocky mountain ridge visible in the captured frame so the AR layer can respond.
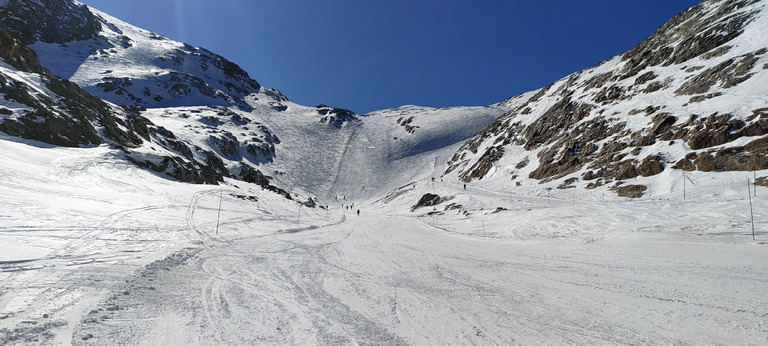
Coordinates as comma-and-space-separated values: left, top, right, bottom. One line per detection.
0, 0, 501, 203
444, 0, 768, 196
1, 0, 766, 202
0, 1, 290, 193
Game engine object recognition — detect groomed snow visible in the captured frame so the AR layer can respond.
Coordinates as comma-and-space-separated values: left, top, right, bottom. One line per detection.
1, 1, 767, 343
1, 133, 766, 344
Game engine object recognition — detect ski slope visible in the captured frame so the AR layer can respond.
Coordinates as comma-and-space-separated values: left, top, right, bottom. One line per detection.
1, 133, 766, 345
2, 0, 768, 344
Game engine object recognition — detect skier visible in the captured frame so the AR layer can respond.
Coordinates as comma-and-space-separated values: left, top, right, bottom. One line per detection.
357, 209, 360, 216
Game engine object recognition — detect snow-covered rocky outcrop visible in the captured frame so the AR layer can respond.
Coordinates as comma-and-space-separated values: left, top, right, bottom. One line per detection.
445, 0, 768, 197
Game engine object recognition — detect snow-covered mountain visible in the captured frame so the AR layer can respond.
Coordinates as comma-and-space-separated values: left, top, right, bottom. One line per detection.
0, 0, 507, 202
1, 0, 768, 344
3, 0, 764, 204
445, 0, 768, 198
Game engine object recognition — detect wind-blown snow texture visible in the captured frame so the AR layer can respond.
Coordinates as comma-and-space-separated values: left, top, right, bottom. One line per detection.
1, 0, 767, 344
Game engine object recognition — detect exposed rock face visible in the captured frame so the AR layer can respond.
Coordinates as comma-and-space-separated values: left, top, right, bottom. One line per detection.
676, 52, 760, 95
459, 146, 503, 182
117, 105, 287, 186
685, 113, 767, 150
315, 105, 359, 128
411, 193, 441, 211
0, 0, 100, 45
397, 116, 419, 133
444, 0, 768, 195
523, 96, 594, 150
237, 163, 291, 199
0, 28, 134, 147
686, 141, 768, 172
613, 184, 647, 198
638, 155, 665, 177
618, 0, 759, 78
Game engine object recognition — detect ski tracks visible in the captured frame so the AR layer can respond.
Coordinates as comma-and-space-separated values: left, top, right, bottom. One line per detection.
186, 189, 227, 248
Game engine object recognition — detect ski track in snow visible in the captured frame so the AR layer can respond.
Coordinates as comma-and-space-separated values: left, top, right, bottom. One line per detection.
68, 202, 768, 345
1, 1, 768, 343
0, 135, 767, 344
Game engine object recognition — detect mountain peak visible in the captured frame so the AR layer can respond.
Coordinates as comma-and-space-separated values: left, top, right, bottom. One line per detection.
619, 0, 762, 78
0, 0, 100, 45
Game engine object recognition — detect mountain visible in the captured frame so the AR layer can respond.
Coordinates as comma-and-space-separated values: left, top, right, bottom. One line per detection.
1, 0, 766, 202
1, 1, 767, 344
444, 0, 768, 197
0, 0, 506, 202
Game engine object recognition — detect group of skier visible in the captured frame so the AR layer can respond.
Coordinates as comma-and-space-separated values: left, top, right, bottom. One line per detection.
341, 203, 360, 216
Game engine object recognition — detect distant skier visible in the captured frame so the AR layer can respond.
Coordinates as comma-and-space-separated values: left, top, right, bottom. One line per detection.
463, 184, 466, 190
357, 209, 360, 216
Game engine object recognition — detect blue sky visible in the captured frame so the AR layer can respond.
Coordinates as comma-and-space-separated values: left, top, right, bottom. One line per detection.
79, 0, 698, 114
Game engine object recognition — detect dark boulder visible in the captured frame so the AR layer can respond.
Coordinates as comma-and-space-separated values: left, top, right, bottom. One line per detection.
614, 184, 647, 198
638, 155, 665, 177
411, 193, 440, 211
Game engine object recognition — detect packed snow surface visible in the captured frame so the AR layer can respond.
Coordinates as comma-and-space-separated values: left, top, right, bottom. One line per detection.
1, 133, 766, 345
1, 0, 767, 344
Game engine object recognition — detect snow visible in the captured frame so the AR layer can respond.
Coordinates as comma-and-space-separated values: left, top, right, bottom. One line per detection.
29, 7, 258, 111
0, 61, 60, 108
1, 130, 767, 344
1, 0, 767, 344
448, 0, 768, 194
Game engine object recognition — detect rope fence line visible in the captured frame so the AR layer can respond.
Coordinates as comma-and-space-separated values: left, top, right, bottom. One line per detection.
266, 171, 765, 242
412, 173, 766, 241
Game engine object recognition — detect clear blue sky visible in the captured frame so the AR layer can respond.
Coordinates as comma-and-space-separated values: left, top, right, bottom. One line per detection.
79, 0, 698, 114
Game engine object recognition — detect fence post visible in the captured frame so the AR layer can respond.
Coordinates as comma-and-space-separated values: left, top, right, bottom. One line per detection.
749, 178, 756, 241
480, 208, 486, 237
216, 190, 223, 234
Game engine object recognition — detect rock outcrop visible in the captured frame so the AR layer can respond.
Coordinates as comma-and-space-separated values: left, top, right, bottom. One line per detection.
411, 193, 441, 211
443, 0, 768, 197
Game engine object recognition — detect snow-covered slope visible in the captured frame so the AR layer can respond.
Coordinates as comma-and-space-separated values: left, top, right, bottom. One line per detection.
1, 0, 506, 203
2, 123, 766, 345
28, 6, 271, 111
0, 27, 148, 150
445, 0, 768, 199
261, 104, 506, 201
1, 0, 768, 344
